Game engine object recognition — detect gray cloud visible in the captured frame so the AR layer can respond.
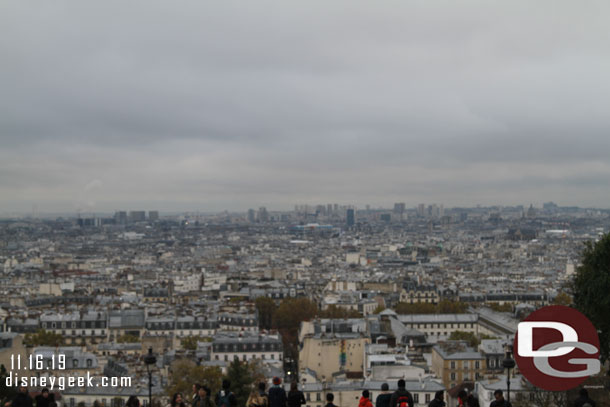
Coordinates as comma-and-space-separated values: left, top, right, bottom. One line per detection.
1, 0, 610, 213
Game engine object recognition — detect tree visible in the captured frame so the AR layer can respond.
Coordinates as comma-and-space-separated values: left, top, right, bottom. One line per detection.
117, 334, 140, 343
573, 233, 610, 363
487, 302, 513, 313
448, 331, 479, 347
372, 305, 386, 314
318, 305, 360, 318
166, 359, 223, 401
255, 296, 277, 330
394, 302, 436, 314
272, 297, 318, 363
224, 359, 257, 407
552, 291, 573, 306
437, 300, 468, 314
181, 336, 211, 351
23, 329, 64, 347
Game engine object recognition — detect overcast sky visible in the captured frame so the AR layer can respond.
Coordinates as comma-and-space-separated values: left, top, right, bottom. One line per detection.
2, 1, 610, 214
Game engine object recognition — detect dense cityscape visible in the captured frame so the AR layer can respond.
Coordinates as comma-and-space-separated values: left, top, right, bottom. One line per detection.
1, 203, 608, 407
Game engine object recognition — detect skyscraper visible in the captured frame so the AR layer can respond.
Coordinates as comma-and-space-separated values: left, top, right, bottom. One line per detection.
258, 207, 269, 223
346, 208, 355, 227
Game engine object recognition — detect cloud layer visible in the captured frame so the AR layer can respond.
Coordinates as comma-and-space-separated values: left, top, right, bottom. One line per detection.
2, 1, 610, 212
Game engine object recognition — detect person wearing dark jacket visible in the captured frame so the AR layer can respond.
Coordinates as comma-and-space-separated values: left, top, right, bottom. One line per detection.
573, 388, 596, 407
216, 380, 237, 407
466, 393, 479, 407
195, 385, 215, 407
428, 391, 445, 407
376, 383, 392, 407
324, 394, 337, 407
389, 380, 414, 407
11, 387, 33, 407
35, 389, 54, 407
286, 382, 305, 407
268, 377, 287, 407
489, 390, 511, 407
359, 390, 373, 407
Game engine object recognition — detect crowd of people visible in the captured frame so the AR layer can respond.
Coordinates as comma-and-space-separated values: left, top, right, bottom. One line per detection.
4, 381, 598, 407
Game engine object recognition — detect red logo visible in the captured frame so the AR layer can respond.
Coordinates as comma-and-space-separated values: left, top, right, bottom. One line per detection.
514, 305, 600, 391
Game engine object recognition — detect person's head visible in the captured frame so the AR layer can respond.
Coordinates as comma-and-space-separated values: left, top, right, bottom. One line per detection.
222, 379, 231, 390
362, 390, 369, 399
579, 388, 589, 397
326, 393, 334, 403
203, 387, 211, 399
434, 391, 443, 401
397, 379, 405, 389
18, 386, 27, 394
258, 382, 266, 393
41, 389, 49, 398
48, 403, 57, 407
290, 382, 298, 392
493, 390, 503, 401
381, 383, 389, 392
172, 393, 184, 406
273, 377, 281, 386
193, 384, 199, 393
126, 396, 140, 407
198, 385, 206, 398
457, 390, 467, 400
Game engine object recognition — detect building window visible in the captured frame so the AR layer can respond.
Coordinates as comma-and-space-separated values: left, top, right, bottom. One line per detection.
451, 361, 455, 369
451, 373, 456, 380
73, 359, 79, 368
425, 394, 430, 403
475, 361, 480, 369
413, 394, 419, 403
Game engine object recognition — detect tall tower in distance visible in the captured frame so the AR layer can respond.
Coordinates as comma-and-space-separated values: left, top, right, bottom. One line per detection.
346, 208, 355, 228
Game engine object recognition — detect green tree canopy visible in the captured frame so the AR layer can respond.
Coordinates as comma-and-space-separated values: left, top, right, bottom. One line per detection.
23, 329, 64, 347
224, 359, 264, 407
166, 359, 223, 402
394, 300, 467, 315
117, 334, 140, 343
573, 233, 610, 363
181, 336, 212, 351
255, 296, 277, 330
448, 331, 479, 348
272, 297, 318, 363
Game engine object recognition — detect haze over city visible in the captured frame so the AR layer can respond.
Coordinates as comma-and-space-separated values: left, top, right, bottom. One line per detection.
2, 1, 610, 213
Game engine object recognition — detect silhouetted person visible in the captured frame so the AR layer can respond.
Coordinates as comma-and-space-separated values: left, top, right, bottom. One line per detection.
35, 389, 54, 407
11, 387, 33, 407
324, 394, 337, 407
268, 377, 287, 407
216, 380, 237, 407
286, 382, 305, 407
376, 383, 391, 407
489, 390, 511, 407
389, 380, 413, 407
573, 388, 596, 407
428, 391, 445, 407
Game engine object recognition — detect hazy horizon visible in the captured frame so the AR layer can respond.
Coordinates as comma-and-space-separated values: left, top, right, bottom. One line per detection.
2, 1, 610, 213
